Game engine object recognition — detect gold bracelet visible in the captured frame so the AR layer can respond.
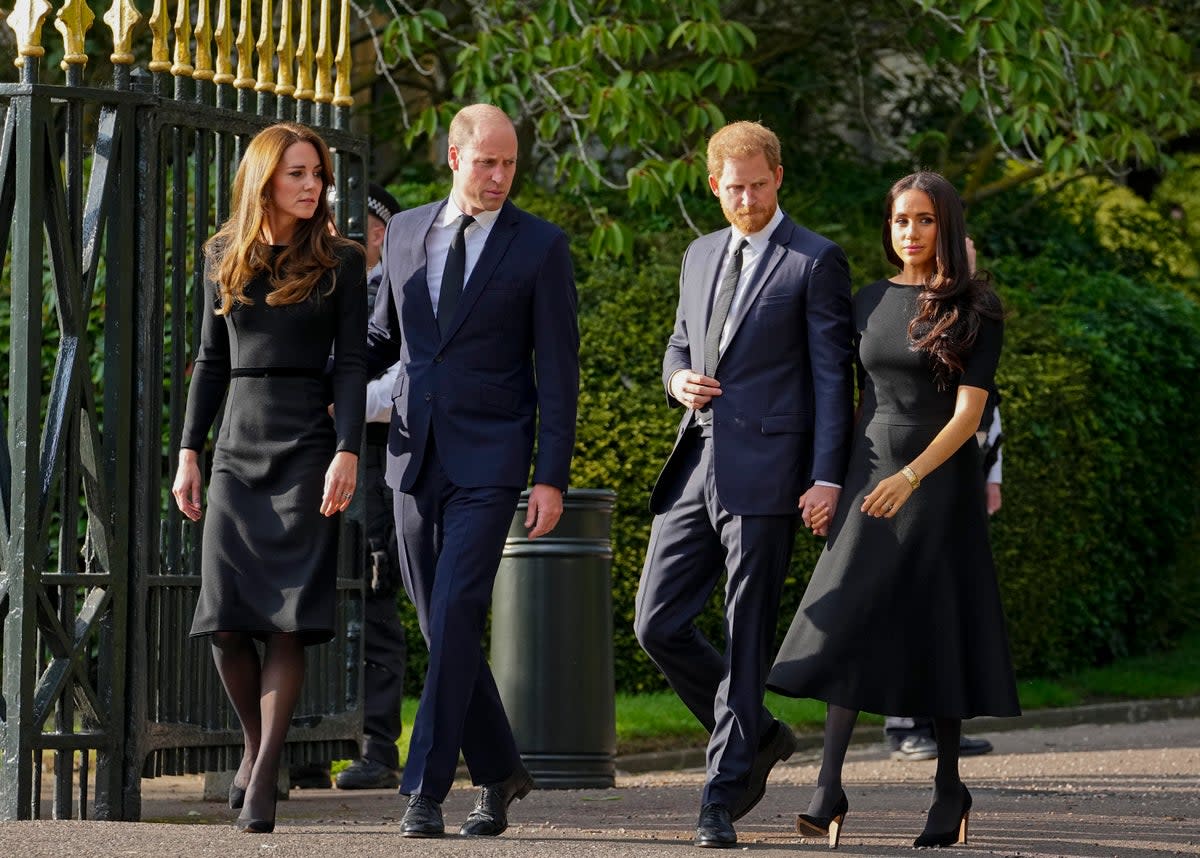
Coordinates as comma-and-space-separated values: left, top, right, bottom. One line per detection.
901, 465, 921, 490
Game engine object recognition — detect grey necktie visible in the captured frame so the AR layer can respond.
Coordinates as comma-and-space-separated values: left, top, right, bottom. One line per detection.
437, 214, 475, 337
704, 238, 748, 376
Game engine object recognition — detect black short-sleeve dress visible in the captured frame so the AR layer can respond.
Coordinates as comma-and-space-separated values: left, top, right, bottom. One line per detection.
181, 244, 367, 645
767, 279, 1020, 719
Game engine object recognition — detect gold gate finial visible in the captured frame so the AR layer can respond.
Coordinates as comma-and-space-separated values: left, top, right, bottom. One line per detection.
314, 0, 332, 104
332, 0, 352, 107
193, 0, 214, 80
103, 0, 143, 65
172, 0, 194, 77
254, 0, 275, 93
275, 0, 295, 97
148, 0, 171, 73
55, 0, 95, 70
7, 0, 53, 67
212, 0, 234, 84
233, 0, 254, 89
295, 0, 315, 101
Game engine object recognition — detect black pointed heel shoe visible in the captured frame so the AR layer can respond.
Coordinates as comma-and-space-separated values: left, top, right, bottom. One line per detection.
238, 817, 276, 834
236, 793, 278, 834
795, 789, 848, 849
228, 782, 246, 811
913, 783, 971, 848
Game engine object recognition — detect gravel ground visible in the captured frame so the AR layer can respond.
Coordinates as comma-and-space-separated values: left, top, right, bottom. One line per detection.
4, 717, 1198, 857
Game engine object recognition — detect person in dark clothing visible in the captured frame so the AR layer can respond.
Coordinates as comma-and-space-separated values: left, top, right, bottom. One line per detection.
173, 122, 367, 832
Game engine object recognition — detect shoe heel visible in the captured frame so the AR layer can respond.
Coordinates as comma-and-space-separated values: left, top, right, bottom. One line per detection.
828, 813, 844, 849
514, 776, 534, 802
957, 811, 969, 845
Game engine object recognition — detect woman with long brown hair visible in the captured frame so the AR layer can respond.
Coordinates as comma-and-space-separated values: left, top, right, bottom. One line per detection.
172, 122, 366, 833
767, 172, 1020, 848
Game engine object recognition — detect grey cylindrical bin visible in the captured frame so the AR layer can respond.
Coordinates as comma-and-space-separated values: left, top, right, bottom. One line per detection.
491, 488, 617, 789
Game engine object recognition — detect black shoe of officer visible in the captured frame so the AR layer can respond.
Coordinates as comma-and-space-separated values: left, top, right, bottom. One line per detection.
288, 762, 331, 789
335, 758, 402, 790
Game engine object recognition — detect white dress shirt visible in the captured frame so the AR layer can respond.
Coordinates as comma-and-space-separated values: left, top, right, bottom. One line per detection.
425, 196, 501, 317
365, 261, 401, 423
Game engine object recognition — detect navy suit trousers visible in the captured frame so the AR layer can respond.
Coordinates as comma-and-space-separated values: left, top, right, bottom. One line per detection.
393, 436, 522, 801
635, 428, 797, 807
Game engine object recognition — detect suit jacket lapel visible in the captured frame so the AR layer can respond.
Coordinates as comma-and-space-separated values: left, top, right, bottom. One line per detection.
717, 217, 794, 365
440, 200, 519, 345
690, 231, 728, 360
407, 201, 446, 330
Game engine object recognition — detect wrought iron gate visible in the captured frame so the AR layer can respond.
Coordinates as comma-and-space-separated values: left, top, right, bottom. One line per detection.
0, 0, 370, 821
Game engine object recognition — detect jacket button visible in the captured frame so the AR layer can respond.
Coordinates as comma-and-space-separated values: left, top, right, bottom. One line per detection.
424, 393, 432, 401
434, 354, 444, 363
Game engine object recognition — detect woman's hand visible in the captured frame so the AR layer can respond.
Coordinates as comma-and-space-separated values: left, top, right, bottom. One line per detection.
172, 450, 204, 521
861, 472, 915, 519
321, 450, 358, 517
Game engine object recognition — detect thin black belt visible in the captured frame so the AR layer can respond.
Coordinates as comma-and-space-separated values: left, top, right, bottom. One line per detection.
365, 423, 390, 445
231, 367, 323, 379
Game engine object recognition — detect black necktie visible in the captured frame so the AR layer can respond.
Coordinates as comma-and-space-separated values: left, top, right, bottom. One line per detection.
437, 214, 475, 337
366, 269, 383, 316
704, 238, 748, 376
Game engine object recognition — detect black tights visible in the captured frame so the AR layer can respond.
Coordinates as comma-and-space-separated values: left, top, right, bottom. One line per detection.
212, 631, 306, 823
807, 705, 964, 823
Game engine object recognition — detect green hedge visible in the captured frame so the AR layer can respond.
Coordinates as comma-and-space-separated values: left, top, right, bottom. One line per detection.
989, 258, 1200, 672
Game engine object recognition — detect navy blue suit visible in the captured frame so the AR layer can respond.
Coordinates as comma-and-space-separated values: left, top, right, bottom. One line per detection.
366, 198, 579, 800
636, 213, 854, 807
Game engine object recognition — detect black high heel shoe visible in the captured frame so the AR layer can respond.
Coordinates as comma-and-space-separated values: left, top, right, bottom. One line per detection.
228, 782, 246, 811
795, 789, 849, 849
236, 793, 278, 834
913, 783, 971, 848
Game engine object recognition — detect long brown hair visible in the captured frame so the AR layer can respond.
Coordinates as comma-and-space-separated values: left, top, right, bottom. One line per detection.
206, 122, 356, 315
882, 171, 1002, 387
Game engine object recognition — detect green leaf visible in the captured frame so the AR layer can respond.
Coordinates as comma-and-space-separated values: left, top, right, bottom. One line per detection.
960, 86, 982, 113
1044, 135, 1066, 162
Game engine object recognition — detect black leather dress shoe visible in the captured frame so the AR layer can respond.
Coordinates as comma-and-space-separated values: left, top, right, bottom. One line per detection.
400, 794, 444, 838
694, 802, 737, 848
335, 758, 401, 790
459, 764, 535, 836
731, 719, 797, 821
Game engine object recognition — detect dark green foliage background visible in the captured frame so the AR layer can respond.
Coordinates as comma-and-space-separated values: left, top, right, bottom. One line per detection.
384, 166, 1200, 697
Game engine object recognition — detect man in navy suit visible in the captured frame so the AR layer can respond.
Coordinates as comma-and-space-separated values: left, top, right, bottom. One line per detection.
634, 121, 855, 848
365, 103, 579, 838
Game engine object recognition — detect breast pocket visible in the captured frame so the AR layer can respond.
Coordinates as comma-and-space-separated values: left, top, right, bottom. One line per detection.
474, 286, 521, 332
753, 292, 798, 349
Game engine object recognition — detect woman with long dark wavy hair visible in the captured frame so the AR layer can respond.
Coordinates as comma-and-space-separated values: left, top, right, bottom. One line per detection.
171, 122, 366, 833
767, 172, 1019, 849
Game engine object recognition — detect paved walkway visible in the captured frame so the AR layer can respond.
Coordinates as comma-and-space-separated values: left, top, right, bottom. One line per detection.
5, 716, 1198, 857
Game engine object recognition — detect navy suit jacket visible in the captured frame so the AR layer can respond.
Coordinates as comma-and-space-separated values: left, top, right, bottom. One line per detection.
651, 214, 855, 517
366, 198, 579, 493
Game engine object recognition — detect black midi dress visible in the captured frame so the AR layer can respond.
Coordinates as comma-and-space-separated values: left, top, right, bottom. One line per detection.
767, 279, 1020, 719
182, 245, 367, 645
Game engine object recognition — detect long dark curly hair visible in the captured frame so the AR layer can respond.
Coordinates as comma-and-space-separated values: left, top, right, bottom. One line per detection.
882, 171, 1003, 388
